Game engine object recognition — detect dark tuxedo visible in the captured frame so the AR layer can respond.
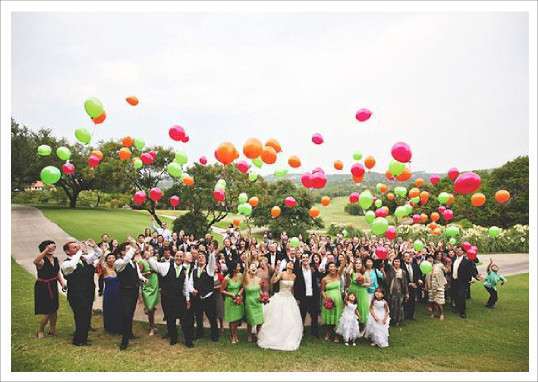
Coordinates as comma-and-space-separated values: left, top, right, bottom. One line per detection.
402, 260, 421, 319
116, 260, 140, 348
293, 261, 321, 336
192, 266, 219, 341
221, 247, 239, 273
451, 256, 478, 316
265, 250, 283, 271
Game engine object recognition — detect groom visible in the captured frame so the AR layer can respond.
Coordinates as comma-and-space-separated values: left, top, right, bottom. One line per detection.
294, 253, 321, 338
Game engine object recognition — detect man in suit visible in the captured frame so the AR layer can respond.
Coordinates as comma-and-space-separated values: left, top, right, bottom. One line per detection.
221, 238, 239, 274
402, 252, 422, 320
190, 251, 219, 342
451, 247, 481, 318
294, 253, 322, 337
264, 242, 283, 272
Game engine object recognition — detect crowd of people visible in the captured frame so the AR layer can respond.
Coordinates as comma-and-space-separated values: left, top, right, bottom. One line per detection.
33, 220, 507, 351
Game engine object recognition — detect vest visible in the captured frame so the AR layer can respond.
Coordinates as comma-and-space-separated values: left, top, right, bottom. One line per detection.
63, 258, 95, 298
193, 267, 214, 298
117, 261, 139, 289
162, 260, 186, 298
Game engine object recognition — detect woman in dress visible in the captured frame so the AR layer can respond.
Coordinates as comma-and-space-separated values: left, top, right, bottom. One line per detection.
431, 253, 448, 320
321, 261, 345, 342
221, 261, 244, 344
101, 252, 122, 334
136, 247, 159, 335
34, 240, 64, 338
243, 262, 264, 342
365, 257, 383, 302
257, 261, 303, 351
365, 288, 390, 348
347, 258, 371, 332
256, 256, 271, 294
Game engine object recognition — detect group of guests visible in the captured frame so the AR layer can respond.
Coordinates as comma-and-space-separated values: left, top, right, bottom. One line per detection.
33, 222, 507, 351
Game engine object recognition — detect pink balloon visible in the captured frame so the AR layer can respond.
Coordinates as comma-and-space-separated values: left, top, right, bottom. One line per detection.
169, 195, 180, 207
141, 152, 154, 165
88, 155, 100, 168
312, 133, 324, 145
149, 187, 163, 202
448, 167, 459, 182
443, 209, 454, 221
454, 172, 481, 195
385, 226, 397, 240
350, 163, 365, 178
213, 190, 225, 202
311, 172, 327, 189
199, 156, 207, 165
284, 196, 297, 208
430, 174, 441, 186
466, 247, 477, 261
375, 208, 389, 218
462, 241, 472, 251
132, 191, 146, 205
149, 150, 157, 160
169, 125, 186, 141
438, 206, 446, 213
181, 135, 190, 143
235, 160, 250, 174
355, 108, 372, 122
391, 142, 412, 163
412, 214, 421, 224
375, 246, 388, 260
301, 173, 313, 188
62, 163, 75, 175
349, 192, 359, 204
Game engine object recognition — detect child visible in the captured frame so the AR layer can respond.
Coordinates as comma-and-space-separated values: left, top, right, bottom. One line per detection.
335, 293, 361, 346
364, 288, 390, 348
484, 259, 506, 308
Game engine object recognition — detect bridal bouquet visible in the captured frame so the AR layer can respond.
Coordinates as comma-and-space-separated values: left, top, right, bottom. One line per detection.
323, 298, 334, 310
233, 295, 243, 305
259, 292, 270, 304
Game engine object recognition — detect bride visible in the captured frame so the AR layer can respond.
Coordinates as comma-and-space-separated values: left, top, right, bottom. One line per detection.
257, 260, 303, 351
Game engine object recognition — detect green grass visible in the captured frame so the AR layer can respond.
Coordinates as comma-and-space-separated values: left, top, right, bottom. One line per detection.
11, 257, 528, 372
314, 196, 370, 230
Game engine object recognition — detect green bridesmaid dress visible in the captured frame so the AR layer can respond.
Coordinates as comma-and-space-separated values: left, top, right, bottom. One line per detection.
245, 282, 264, 326
321, 280, 344, 325
224, 275, 244, 323
349, 272, 370, 324
137, 258, 159, 311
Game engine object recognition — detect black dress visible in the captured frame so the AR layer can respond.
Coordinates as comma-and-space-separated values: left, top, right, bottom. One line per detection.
34, 257, 60, 315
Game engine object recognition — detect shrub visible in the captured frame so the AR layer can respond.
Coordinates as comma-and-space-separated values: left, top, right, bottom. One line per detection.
173, 211, 208, 237
344, 203, 363, 216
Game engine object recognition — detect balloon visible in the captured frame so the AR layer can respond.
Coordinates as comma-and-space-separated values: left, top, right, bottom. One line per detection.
284, 196, 297, 208
167, 162, 183, 178
216, 179, 226, 188
394, 206, 407, 218
375, 246, 388, 260
431, 212, 440, 222
248, 196, 259, 207
149, 187, 163, 202
56, 147, 71, 161
312, 133, 324, 145
471, 193, 486, 207
290, 237, 300, 248
352, 174, 364, 184
181, 135, 190, 143
199, 156, 207, 165
309, 207, 320, 218
169, 125, 186, 141
40, 166, 61, 185
385, 170, 394, 181
182, 174, 194, 186
119, 147, 132, 161
132, 191, 146, 205
88, 155, 100, 168
311, 172, 327, 189
233, 219, 241, 227
454, 172, 481, 194
387, 192, 395, 201
355, 108, 372, 122
149, 150, 157, 160
365, 210, 375, 224
92, 112, 106, 124
333, 160, 344, 171
62, 163, 75, 175
238, 203, 252, 216
495, 190, 511, 204
445, 225, 460, 238
420, 213, 428, 223
391, 142, 412, 163
364, 155, 376, 170
375, 207, 389, 218
430, 174, 441, 185
288, 156, 301, 168
121, 136, 134, 147
243, 138, 263, 159
447, 167, 459, 182
396, 166, 412, 182
374, 199, 383, 208
419, 191, 430, 205
275, 168, 288, 177
84, 97, 104, 118
261, 146, 277, 164
438, 206, 446, 213
141, 152, 154, 165
419, 261, 432, 275
385, 226, 397, 240
236, 160, 250, 174
443, 209, 454, 221
388, 160, 405, 177
215, 142, 239, 165
252, 157, 263, 169
488, 226, 501, 238
213, 190, 225, 202
74, 128, 92, 145
271, 206, 281, 218
462, 242, 472, 251
394, 186, 407, 198
466, 248, 477, 261
88, 150, 102, 161
412, 214, 421, 224
415, 178, 424, 187
342, 229, 349, 238
371, 217, 389, 236
172, 151, 187, 165
437, 192, 450, 204
351, 163, 365, 178
134, 138, 145, 151
238, 193, 248, 204
376, 183, 388, 194
320, 196, 331, 207
449, 238, 457, 246
169, 195, 180, 207
126, 96, 139, 106
265, 138, 282, 153
359, 190, 373, 210
248, 172, 258, 182
37, 145, 52, 156
301, 173, 313, 188
414, 239, 424, 251
352, 151, 363, 161
133, 157, 143, 169
408, 187, 420, 198
349, 192, 359, 204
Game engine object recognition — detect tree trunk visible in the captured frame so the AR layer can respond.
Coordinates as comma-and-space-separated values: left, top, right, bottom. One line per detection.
147, 201, 163, 227
95, 191, 101, 208
69, 192, 78, 208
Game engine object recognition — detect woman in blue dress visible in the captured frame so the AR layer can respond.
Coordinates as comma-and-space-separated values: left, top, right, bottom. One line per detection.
102, 253, 122, 334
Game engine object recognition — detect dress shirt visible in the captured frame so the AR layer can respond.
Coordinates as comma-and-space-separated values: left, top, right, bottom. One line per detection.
406, 263, 414, 283
148, 257, 191, 301
453, 256, 463, 280
302, 266, 313, 297
152, 222, 172, 241
61, 246, 103, 276
113, 248, 147, 282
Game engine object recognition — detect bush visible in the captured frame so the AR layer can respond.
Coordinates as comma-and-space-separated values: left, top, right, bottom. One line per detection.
344, 203, 363, 216
173, 211, 208, 237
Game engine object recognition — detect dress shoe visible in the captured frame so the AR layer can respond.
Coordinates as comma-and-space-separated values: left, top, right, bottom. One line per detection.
459, 313, 466, 319
185, 343, 194, 348
169, 339, 177, 346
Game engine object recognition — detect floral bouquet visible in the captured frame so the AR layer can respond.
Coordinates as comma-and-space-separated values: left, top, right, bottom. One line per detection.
323, 297, 334, 310
233, 295, 243, 305
259, 292, 270, 304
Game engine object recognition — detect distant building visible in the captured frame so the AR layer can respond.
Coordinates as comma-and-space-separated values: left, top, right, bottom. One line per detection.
24, 181, 55, 192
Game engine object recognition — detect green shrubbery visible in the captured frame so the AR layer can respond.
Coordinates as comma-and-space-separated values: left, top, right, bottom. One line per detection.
12, 190, 131, 209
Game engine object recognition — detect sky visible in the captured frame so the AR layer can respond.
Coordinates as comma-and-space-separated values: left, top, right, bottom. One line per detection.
11, 12, 529, 175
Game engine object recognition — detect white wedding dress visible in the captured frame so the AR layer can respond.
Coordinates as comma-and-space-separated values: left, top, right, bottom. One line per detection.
257, 279, 303, 351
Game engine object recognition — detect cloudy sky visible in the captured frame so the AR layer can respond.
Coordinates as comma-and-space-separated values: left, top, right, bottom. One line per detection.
11, 12, 529, 175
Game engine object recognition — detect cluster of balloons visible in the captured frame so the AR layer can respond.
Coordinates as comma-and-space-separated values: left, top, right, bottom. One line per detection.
213, 179, 227, 202
169, 125, 190, 143
301, 168, 328, 189
84, 97, 106, 124
38, 145, 75, 185
237, 192, 254, 216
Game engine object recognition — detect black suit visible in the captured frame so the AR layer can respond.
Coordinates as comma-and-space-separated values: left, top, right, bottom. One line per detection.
403, 261, 421, 319
451, 256, 478, 316
221, 247, 239, 274
192, 266, 219, 341
293, 262, 321, 336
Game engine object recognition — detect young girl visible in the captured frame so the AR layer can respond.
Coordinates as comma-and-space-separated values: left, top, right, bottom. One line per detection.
484, 259, 506, 308
335, 293, 361, 346
365, 288, 390, 348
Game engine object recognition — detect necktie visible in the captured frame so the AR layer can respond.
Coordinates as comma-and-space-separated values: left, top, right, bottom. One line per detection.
197, 268, 202, 278
175, 265, 180, 278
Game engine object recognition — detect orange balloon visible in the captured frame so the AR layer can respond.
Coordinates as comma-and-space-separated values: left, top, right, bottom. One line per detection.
261, 146, 277, 164
243, 138, 263, 159
471, 192, 486, 207
428, 222, 438, 230
385, 170, 394, 181
320, 196, 331, 206
364, 155, 376, 170
419, 191, 430, 205
415, 178, 424, 187
122, 136, 134, 148
309, 207, 320, 218
118, 147, 131, 161
495, 190, 511, 204
183, 175, 194, 186
446, 194, 455, 206
396, 166, 412, 181
91, 150, 104, 160
378, 183, 388, 194
431, 212, 440, 222
288, 155, 301, 168
408, 187, 420, 199
215, 142, 239, 165
232, 218, 241, 227
381, 206, 390, 215
92, 112, 106, 124
265, 138, 282, 153
420, 213, 428, 224
333, 160, 344, 171
432, 227, 443, 236
126, 96, 139, 106
248, 196, 259, 207
387, 192, 395, 201
271, 206, 281, 218
352, 174, 364, 183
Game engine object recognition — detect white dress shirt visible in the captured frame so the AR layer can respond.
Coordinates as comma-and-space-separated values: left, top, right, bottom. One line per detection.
406, 263, 414, 282
194, 252, 217, 299
148, 257, 191, 301
302, 266, 313, 297
61, 246, 103, 276
113, 248, 147, 282
152, 222, 172, 241
453, 256, 463, 280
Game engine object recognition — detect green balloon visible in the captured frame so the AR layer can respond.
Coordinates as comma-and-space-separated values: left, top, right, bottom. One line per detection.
56, 146, 71, 161
419, 261, 432, 275
371, 217, 389, 236
389, 160, 405, 177
238, 202, 252, 216
252, 157, 263, 169
365, 210, 375, 224
342, 229, 349, 238
374, 199, 382, 208
174, 151, 188, 165
394, 206, 407, 218
134, 138, 145, 151
84, 97, 104, 118
394, 186, 407, 198
437, 192, 450, 204
290, 237, 300, 248
249, 172, 258, 182
40, 166, 61, 185
352, 151, 363, 161
37, 145, 52, 156
405, 204, 413, 215
133, 157, 143, 169
375, 183, 384, 193
445, 225, 460, 238
238, 192, 248, 204
74, 128, 92, 145
275, 168, 288, 177
359, 190, 373, 210
410, 196, 420, 204
488, 226, 501, 238
449, 237, 458, 245
414, 239, 424, 251
167, 162, 183, 178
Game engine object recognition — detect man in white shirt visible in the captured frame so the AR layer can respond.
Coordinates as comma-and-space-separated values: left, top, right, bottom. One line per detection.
190, 250, 219, 341
293, 253, 321, 337
451, 248, 481, 318
152, 220, 172, 242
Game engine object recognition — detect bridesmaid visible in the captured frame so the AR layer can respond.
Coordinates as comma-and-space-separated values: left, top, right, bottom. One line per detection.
221, 261, 244, 344
321, 262, 345, 342
34, 240, 64, 338
243, 262, 264, 342
347, 259, 371, 332
137, 247, 159, 336
101, 253, 122, 334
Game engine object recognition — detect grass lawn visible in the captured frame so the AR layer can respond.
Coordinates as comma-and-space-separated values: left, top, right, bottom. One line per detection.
11, 257, 528, 372
314, 196, 370, 230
